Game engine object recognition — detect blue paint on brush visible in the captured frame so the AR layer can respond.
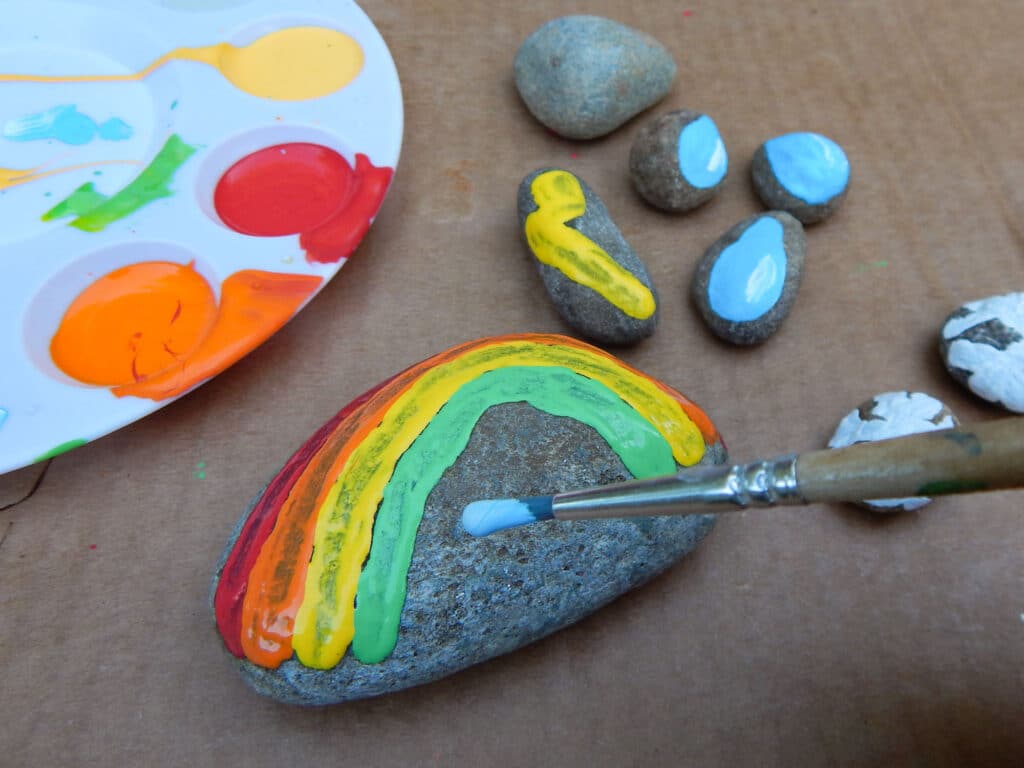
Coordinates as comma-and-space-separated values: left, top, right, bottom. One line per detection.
462, 495, 554, 536
764, 132, 849, 204
677, 114, 727, 189
3, 105, 134, 145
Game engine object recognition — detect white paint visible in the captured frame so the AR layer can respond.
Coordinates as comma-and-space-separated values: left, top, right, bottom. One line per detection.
829, 391, 956, 512
943, 292, 1024, 413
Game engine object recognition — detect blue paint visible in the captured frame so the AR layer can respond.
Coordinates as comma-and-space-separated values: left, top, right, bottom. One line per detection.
677, 115, 727, 189
0, 408, 7, 429
764, 132, 849, 205
707, 217, 787, 322
462, 496, 553, 536
3, 105, 134, 146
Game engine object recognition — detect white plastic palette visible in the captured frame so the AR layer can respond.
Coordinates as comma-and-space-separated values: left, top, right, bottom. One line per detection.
0, 0, 403, 473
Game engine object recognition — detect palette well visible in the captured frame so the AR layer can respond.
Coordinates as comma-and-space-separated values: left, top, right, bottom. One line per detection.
0, 0, 403, 473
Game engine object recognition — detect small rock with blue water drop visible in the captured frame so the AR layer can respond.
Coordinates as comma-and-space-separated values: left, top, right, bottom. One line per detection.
629, 110, 729, 212
828, 392, 958, 513
940, 292, 1024, 413
514, 15, 676, 140
751, 132, 850, 224
691, 211, 805, 345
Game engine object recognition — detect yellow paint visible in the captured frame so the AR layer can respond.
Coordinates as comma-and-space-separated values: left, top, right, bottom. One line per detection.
291, 339, 705, 668
0, 160, 138, 191
0, 26, 363, 101
525, 170, 656, 320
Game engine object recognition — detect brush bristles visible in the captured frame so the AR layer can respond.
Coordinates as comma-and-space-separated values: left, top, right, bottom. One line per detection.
461, 495, 554, 537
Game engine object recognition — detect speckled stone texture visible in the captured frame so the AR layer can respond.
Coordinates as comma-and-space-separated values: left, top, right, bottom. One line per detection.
212, 403, 726, 706
827, 392, 958, 513
940, 292, 1024, 413
691, 211, 806, 345
750, 142, 848, 224
629, 110, 727, 212
518, 168, 659, 345
513, 15, 676, 140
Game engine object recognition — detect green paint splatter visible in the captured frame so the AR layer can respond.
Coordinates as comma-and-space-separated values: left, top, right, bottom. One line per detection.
855, 260, 889, 273
917, 479, 987, 496
42, 134, 196, 232
35, 438, 87, 462
193, 461, 207, 480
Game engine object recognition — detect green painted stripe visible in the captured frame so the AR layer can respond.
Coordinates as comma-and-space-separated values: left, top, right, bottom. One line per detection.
350, 365, 677, 663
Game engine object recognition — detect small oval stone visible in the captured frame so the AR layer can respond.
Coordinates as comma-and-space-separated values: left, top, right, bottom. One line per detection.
751, 132, 850, 224
691, 211, 805, 345
514, 15, 676, 140
629, 110, 728, 211
828, 392, 958, 513
939, 291, 1024, 412
519, 167, 659, 345
211, 334, 725, 705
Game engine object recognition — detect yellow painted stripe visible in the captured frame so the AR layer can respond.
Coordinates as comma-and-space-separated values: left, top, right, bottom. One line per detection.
291, 338, 705, 668
525, 170, 656, 320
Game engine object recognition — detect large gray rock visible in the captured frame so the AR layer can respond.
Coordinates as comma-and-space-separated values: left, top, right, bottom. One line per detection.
213, 402, 725, 705
514, 15, 676, 140
518, 167, 659, 345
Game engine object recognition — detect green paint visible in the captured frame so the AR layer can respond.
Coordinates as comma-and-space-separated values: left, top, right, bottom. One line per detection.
193, 461, 207, 480
42, 183, 107, 220
855, 260, 889, 273
34, 438, 87, 462
42, 135, 196, 232
350, 365, 677, 663
170, 99, 179, 110
917, 479, 987, 496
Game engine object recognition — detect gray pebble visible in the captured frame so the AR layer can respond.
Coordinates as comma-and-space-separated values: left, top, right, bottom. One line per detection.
212, 399, 725, 705
630, 110, 729, 212
691, 211, 805, 345
514, 15, 676, 140
940, 292, 1024, 412
751, 132, 850, 224
828, 392, 958, 512
518, 167, 659, 345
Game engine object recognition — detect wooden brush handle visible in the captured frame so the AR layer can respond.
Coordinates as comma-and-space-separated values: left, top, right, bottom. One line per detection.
796, 417, 1024, 503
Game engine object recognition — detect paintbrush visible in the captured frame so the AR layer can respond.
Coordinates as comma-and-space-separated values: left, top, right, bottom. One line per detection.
461, 416, 1024, 536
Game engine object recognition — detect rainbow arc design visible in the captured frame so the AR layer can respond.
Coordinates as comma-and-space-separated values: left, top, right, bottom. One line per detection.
214, 334, 718, 669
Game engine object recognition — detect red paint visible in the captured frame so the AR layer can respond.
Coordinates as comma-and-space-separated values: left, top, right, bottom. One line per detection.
683, 9, 694, 16
213, 145, 393, 264
300, 154, 393, 264
89, 544, 97, 550
213, 378, 393, 658
214, 143, 355, 237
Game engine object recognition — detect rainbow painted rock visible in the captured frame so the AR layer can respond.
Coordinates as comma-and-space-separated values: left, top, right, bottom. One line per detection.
629, 110, 729, 212
751, 132, 850, 224
518, 169, 659, 345
691, 212, 806, 345
211, 334, 725, 705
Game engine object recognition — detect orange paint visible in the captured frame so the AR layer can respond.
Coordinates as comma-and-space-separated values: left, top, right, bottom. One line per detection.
114, 270, 321, 400
236, 334, 718, 667
1, 160, 139, 192
50, 261, 218, 386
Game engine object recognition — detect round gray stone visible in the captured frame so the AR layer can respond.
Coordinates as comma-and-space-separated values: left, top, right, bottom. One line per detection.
691, 211, 805, 345
940, 292, 1024, 413
827, 392, 958, 513
514, 15, 676, 140
212, 402, 726, 705
518, 167, 659, 346
629, 109, 728, 212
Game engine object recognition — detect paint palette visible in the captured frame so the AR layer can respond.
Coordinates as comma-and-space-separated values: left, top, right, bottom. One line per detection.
0, 0, 403, 473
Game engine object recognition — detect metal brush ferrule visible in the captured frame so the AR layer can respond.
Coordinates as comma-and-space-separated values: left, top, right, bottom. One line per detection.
552, 454, 805, 520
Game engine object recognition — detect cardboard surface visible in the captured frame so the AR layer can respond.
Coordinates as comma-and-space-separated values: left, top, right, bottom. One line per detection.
2, 1, 1023, 764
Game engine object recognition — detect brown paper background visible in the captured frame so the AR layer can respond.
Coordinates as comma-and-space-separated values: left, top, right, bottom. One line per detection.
3, 1, 1023, 765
